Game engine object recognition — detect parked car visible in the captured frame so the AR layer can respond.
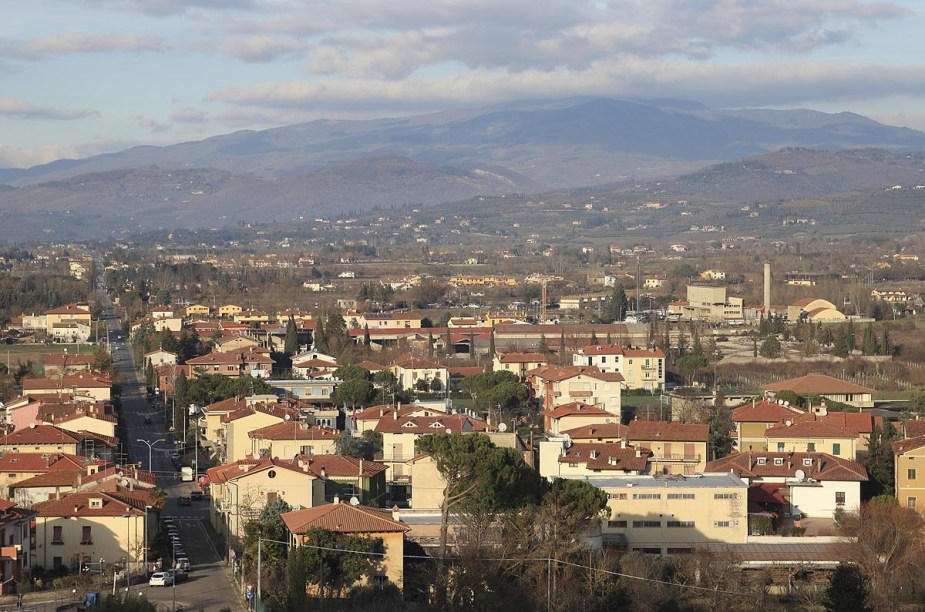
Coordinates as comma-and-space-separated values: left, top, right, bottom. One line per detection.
173, 568, 189, 582
190, 491, 203, 501
149, 572, 174, 586
177, 496, 192, 506
176, 557, 191, 571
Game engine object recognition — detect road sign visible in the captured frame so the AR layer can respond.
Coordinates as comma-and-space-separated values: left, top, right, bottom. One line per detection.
246, 591, 254, 600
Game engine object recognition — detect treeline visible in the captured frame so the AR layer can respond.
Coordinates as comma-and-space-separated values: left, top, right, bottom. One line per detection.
0, 274, 88, 319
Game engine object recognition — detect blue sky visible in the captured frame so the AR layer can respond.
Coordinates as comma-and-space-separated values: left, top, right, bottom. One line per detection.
2, 0, 924, 168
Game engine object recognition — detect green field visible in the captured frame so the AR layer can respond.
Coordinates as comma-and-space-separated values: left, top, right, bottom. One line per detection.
0, 343, 96, 366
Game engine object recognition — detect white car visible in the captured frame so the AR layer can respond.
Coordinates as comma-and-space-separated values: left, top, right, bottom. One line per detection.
149, 571, 174, 586
176, 557, 190, 571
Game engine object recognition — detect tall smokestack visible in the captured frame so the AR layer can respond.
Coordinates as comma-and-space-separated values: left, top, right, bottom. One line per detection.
763, 262, 771, 315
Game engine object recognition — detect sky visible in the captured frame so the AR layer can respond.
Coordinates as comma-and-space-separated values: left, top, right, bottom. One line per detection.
2, 0, 925, 168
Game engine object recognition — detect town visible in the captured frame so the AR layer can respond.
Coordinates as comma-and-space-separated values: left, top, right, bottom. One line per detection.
0, 230, 918, 611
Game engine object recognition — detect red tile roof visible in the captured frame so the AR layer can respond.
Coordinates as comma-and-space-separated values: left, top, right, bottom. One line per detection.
496, 352, 548, 364
706, 452, 868, 482
187, 348, 274, 366
732, 400, 805, 423
222, 402, 300, 424
762, 373, 874, 395
628, 421, 709, 443
45, 305, 91, 316
543, 402, 610, 419
892, 435, 925, 455
764, 420, 855, 439
353, 361, 387, 372
34, 490, 155, 517
374, 414, 487, 435
292, 455, 388, 478
0, 452, 87, 473
281, 503, 410, 535
0, 425, 81, 445
791, 412, 881, 436
560, 422, 628, 440
904, 420, 925, 439
248, 422, 341, 441
390, 358, 445, 370
558, 442, 649, 472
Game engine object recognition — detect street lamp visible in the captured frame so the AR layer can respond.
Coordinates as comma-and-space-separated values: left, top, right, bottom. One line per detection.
144, 505, 152, 578
137, 438, 165, 472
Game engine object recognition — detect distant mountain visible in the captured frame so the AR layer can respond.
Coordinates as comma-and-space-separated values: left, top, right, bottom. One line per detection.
3, 97, 925, 241
4, 97, 925, 192
0, 156, 541, 241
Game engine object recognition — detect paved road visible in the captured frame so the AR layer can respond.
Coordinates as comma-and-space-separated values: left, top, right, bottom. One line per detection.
95, 275, 243, 611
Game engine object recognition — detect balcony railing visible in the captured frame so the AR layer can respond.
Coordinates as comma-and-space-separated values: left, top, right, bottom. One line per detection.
657, 454, 701, 462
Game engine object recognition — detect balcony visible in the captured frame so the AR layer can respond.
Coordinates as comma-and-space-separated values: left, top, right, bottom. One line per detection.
658, 454, 701, 462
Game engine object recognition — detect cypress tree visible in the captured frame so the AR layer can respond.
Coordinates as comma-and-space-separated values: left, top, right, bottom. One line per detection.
363, 323, 371, 347
488, 330, 496, 358
284, 315, 298, 356
314, 317, 326, 353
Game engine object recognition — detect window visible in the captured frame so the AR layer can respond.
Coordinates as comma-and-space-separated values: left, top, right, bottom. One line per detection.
776, 442, 785, 452
667, 521, 695, 528
803, 458, 813, 467
835, 492, 846, 506
714, 493, 738, 500
568, 462, 578, 468
667, 493, 695, 499
632, 493, 661, 500
81, 526, 92, 545
632, 520, 661, 528
909, 468, 917, 481
370, 575, 388, 587
774, 458, 784, 466
608, 493, 627, 500
832, 443, 841, 456
807, 443, 816, 452
607, 520, 627, 528
756, 458, 766, 465
909, 497, 917, 509
714, 521, 732, 528
52, 526, 63, 545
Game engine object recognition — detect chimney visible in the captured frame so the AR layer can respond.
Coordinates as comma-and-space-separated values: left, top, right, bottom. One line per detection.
763, 261, 771, 315
320, 466, 327, 479
634, 447, 641, 458
333, 494, 340, 504
73, 505, 79, 513
392, 504, 400, 521
379, 407, 383, 417
358, 459, 363, 477
393, 410, 398, 421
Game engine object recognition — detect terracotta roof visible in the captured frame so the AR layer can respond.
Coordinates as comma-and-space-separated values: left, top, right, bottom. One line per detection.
374, 414, 487, 435
353, 361, 386, 372
281, 503, 410, 535
447, 366, 484, 377
248, 421, 341, 441
762, 373, 874, 395
732, 400, 805, 423
353, 404, 441, 421
187, 349, 273, 366
764, 420, 855, 439
0, 425, 81, 445
202, 396, 248, 414
706, 452, 868, 482
206, 458, 312, 484
892, 435, 925, 455
34, 490, 154, 517
791, 412, 880, 436
23, 372, 112, 390
42, 353, 96, 367
560, 422, 628, 440
558, 442, 649, 472
390, 358, 445, 370
222, 402, 300, 424
628, 421, 709, 443
292, 455, 388, 478
45, 305, 91, 316
543, 402, 610, 419
904, 420, 925, 439
0, 452, 87, 473
527, 365, 605, 382
292, 358, 338, 369
623, 348, 666, 358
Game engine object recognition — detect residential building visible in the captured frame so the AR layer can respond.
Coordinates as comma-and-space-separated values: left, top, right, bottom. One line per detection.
492, 352, 549, 381
44, 305, 92, 337
542, 402, 614, 436
350, 404, 448, 435
42, 353, 95, 377
22, 372, 112, 402
628, 421, 709, 475
291, 455, 388, 507
143, 349, 178, 368
595, 473, 748, 554
33, 490, 156, 576
281, 503, 410, 589
762, 374, 874, 409
763, 420, 857, 458
527, 365, 623, 416
706, 451, 867, 518
892, 436, 925, 512
247, 422, 341, 460
0, 425, 117, 459
572, 344, 666, 390
218, 305, 243, 318
731, 399, 805, 452
221, 402, 299, 463
539, 438, 649, 479
389, 359, 448, 392
186, 347, 274, 379
0, 500, 36, 592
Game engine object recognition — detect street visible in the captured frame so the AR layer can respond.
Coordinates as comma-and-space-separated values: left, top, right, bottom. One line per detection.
97, 280, 243, 611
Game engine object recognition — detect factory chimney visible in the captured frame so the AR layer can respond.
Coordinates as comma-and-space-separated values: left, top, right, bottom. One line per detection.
763, 262, 771, 316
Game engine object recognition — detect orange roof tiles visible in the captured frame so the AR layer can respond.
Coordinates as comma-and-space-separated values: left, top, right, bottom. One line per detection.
628, 421, 709, 443
732, 400, 804, 423
762, 373, 874, 395
281, 503, 409, 535
706, 451, 868, 482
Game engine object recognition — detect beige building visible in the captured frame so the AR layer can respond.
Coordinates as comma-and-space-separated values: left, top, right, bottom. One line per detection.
572, 344, 666, 391
542, 402, 614, 436
764, 420, 857, 458
389, 359, 449, 391
786, 298, 846, 322
628, 421, 709, 475
682, 286, 744, 322
282, 503, 410, 590
731, 399, 805, 452
34, 490, 156, 576
539, 439, 649, 479
492, 352, 549, 381
221, 403, 299, 463
184, 304, 211, 317
247, 422, 341, 459
527, 366, 623, 416
218, 304, 243, 318
893, 436, 925, 512
44, 305, 92, 336
594, 473, 748, 554
762, 374, 874, 409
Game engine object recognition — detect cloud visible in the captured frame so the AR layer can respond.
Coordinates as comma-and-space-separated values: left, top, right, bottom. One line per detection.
219, 36, 311, 62
0, 143, 84, 168
0, 33, 168, 61
206, 59, 925, 115
82, 0, 262, 18
137, 115, 170, 133
169, 106, 208, 123
0, 97, 98, 120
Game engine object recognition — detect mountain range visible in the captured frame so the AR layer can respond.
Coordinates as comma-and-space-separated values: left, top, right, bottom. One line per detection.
2, 97, 925, 241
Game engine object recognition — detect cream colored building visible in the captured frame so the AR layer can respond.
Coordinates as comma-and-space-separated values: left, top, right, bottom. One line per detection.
527, 366, 623, 416
731, 399, 804, 452
247, 422, 341, 459
218, 304, 243, 318
893, 436, 925, 512
683, 286, 744, 322
764, 421, 856, 458
492, 352, 549, 381
34, 491, 155, 576
572, 345, 666, 391
594, 473, 748, 554
44, 305, 92, 336
222, 403, 298, 463
389, 359, 449, 391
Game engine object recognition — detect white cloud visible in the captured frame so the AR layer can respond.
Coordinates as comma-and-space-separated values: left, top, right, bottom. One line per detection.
0, 143, 83, 168
169, 106, 208, 123
0, 97, 98, 120
0, 33, 168, 61
137, 115, 169, 133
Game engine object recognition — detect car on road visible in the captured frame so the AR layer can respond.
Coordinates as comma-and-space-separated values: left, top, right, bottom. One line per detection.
190, 491, 203, 501
176, 557, 191, 571
173, 568, 189, 582
177, 496, 192, 506
149, 572, 174, 586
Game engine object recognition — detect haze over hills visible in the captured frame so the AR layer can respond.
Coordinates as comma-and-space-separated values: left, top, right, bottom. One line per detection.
2, 97, 925, 241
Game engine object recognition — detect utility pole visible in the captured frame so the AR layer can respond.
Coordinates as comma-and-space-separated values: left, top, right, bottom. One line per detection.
257, 537, 262, 602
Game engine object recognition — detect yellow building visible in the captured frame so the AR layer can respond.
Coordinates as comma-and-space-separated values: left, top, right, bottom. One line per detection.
282, 503, 410, 590
222, 403, 298, 463
893, 436, 925, 512
731, 399, 804, 452
34, 490, 156, 576
628, 421, 709, 475
184, 304, 211, 317
764, 420, 856, 458
217, 304, 243, 318
594, 472, 748, 554
247, 422, 341, 459
44, 305, 92, 335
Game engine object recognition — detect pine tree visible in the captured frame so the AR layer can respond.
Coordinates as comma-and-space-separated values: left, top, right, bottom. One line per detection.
427, 332, 434, 358
846, 319, 856, 353
603, 285, 628, 323
862, 323, 878, 356
559, 329, 566, 365
880, 329, 893, 356
284, 315, 298, 356
363, 323, 371, 347
690, 322, 703, 357
488, 330, 496, 358
314, 317, 326, 353
589, 330, 599, 346
444, 327, 453, 356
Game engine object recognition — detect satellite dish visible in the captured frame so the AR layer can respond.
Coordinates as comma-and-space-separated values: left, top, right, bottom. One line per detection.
562, 433, 572, 448
349, 496, 360, 506
795, 469, 806, 480
29, 423, 36, 429
284, 414, 291, 421
498, 423, 508, 433
120, 478, 129, 487
605, 418, 613, 424
445, 428, 452, 435
783, 401, 790, 407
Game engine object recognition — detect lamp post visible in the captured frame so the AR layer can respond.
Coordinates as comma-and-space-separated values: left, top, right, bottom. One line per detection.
144, 505, 152, 578
137, 438, 165, 472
